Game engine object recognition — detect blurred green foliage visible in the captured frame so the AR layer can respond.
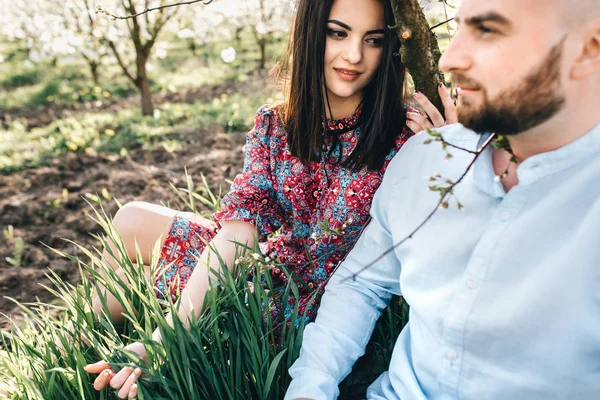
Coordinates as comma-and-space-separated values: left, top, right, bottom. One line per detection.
0, 91, 271, 172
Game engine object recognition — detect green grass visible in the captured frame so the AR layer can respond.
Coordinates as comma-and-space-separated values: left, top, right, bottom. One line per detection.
0, 89, 279, 172
0, 179, 408, 399
0, 25, 410, 398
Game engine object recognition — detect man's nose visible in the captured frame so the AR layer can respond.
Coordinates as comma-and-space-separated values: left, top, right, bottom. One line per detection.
439, 31, 471, 73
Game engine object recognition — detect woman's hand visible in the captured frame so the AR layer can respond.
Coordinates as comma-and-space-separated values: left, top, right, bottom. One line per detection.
179, 212, 218, 234
406, 83, 458, 133
84, 341, 147, 399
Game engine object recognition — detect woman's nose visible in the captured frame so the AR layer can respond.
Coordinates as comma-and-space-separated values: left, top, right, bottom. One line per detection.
343, 40, 363, 65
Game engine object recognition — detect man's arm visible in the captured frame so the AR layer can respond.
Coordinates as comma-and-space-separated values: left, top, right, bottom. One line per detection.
285, 169, 403, 400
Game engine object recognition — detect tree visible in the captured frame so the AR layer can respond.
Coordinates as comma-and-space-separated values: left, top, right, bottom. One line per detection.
235, 0, 294, 70
392, 0, 459, 113
97, 0, 181, 115
0, 0, 112, 85
168, 0, 294, 70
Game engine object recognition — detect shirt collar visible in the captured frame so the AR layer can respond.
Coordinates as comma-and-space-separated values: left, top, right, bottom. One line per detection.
474, 122, 600, 195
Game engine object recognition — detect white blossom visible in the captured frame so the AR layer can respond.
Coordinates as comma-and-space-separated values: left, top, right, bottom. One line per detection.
419, 0, 438, 11
220, 47, 237, 64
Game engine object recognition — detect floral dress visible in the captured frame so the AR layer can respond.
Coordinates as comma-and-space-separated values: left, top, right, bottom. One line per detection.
154, 104, 412, 326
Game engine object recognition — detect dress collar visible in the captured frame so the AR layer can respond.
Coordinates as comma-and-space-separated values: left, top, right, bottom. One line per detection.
325, 105, 363, 135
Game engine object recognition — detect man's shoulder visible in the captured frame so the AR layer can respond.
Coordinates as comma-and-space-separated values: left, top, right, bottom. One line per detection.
386, 124, 480, 174
415, 123, 480, 146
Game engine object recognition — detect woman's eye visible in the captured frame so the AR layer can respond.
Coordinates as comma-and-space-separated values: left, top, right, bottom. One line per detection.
327, 29, 347, 39
366, 37, 384, 47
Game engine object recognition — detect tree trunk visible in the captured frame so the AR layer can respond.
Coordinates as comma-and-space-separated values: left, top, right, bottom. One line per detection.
187, 39, 197, 56
391, 0, 445, 113
90, 62, 100, 86
136, 53, 154, 116
258, 37, 267, 71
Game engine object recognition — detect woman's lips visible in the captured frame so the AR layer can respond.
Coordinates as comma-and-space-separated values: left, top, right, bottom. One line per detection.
335, 68, 362, 82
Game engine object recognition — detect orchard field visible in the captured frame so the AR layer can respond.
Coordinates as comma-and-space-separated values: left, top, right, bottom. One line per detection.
0, 0, 291, 326
0, 1, 457, 398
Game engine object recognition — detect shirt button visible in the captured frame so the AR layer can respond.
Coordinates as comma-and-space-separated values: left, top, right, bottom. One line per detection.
501, 211, 512, 221
447, 350, 458, 361
466, 279, 477, 289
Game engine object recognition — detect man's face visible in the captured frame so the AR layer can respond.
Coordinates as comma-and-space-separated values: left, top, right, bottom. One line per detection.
439, 0, 569, 135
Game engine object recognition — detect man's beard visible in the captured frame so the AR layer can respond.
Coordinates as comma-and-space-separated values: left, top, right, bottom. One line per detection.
454, 39, 566, 136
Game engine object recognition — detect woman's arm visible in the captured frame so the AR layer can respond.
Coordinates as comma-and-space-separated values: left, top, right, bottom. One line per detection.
155, 220, 258, 339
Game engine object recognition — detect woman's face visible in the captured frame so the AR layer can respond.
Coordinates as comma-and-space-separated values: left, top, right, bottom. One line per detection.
324, 0, 385, 109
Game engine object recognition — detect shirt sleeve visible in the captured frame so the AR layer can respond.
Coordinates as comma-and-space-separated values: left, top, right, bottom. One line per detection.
214, 105, 285, 236
284, 161, 403, 400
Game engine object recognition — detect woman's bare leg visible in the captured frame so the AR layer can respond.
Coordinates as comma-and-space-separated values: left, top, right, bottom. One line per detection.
93, 202, 180, 323
92, 202, 218, 323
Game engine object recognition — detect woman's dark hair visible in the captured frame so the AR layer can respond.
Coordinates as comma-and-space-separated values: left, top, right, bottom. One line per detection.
275, 0, 407, 171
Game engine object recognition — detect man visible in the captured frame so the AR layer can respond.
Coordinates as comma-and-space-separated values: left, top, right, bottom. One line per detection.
285, 0, 600, 399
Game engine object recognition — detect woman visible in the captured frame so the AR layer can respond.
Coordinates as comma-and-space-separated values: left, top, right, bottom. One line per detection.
84, 0, 455, 397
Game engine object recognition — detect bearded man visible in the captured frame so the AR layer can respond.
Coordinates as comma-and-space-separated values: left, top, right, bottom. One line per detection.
285, 0, 600, 399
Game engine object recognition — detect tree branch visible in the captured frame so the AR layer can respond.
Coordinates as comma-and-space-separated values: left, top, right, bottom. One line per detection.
342, 132, 498, 282
96, 0, 212, 20
430, 17, 454, 31
107, 40, 136, 84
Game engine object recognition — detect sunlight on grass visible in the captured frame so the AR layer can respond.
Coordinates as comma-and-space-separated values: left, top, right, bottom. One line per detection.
0, 176, 408, 399
0, 91, 273, 172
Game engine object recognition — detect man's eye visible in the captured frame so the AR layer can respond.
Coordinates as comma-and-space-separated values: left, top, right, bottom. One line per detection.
327, 29, 347, 39
477, 24, 497, 36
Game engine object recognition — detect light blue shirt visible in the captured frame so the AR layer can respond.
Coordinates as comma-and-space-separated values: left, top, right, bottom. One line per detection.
285, 123, 600, 400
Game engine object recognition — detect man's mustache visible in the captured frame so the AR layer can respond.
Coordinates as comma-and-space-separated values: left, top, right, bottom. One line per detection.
450, 74, 482, 90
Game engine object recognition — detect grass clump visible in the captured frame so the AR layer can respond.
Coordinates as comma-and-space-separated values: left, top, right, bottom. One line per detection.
0, 69, 42, 89
0, 178, 408, 399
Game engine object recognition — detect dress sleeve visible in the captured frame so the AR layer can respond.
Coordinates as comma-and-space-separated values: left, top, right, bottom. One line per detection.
214, 106, 285, 236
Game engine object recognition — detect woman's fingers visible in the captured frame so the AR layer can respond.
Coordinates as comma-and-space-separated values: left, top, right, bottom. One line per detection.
129, 383, 139, 399
406, 120, 425, 135
85, 360, 116, 391
93, 369, 115, 391
406, 119, 425, 134
182, 212, 219, 233
84, 360, 112, 374
407, 112, 433, 131
413, 92, 446, 128
110, 366, 135, 390
117, 368, 142, 399
438, 84, 458, 124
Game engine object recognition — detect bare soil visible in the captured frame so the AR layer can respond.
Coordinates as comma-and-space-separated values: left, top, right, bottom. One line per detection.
0, 126, 246, 329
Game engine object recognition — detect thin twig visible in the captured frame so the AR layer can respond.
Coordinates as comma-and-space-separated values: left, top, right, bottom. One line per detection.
343, 132, 497, 282
441, 138, 478, 154
97, 0, 212, 20
430, 17, 454, 31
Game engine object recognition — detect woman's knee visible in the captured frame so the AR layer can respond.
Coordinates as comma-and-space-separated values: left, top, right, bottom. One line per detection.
110, 202, 177, 263
112, 201, 154, 237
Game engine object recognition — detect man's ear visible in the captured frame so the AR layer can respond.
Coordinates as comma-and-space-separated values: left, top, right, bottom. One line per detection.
571, 18, 600, 79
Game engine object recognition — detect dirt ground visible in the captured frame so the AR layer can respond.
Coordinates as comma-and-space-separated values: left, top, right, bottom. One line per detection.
0, 124, 246, 329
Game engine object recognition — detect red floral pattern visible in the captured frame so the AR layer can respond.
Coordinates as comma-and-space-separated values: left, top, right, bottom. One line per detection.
154, 104, 413, 327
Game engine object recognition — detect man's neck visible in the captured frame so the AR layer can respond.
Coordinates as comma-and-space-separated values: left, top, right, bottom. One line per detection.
507, 104, 600, 163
